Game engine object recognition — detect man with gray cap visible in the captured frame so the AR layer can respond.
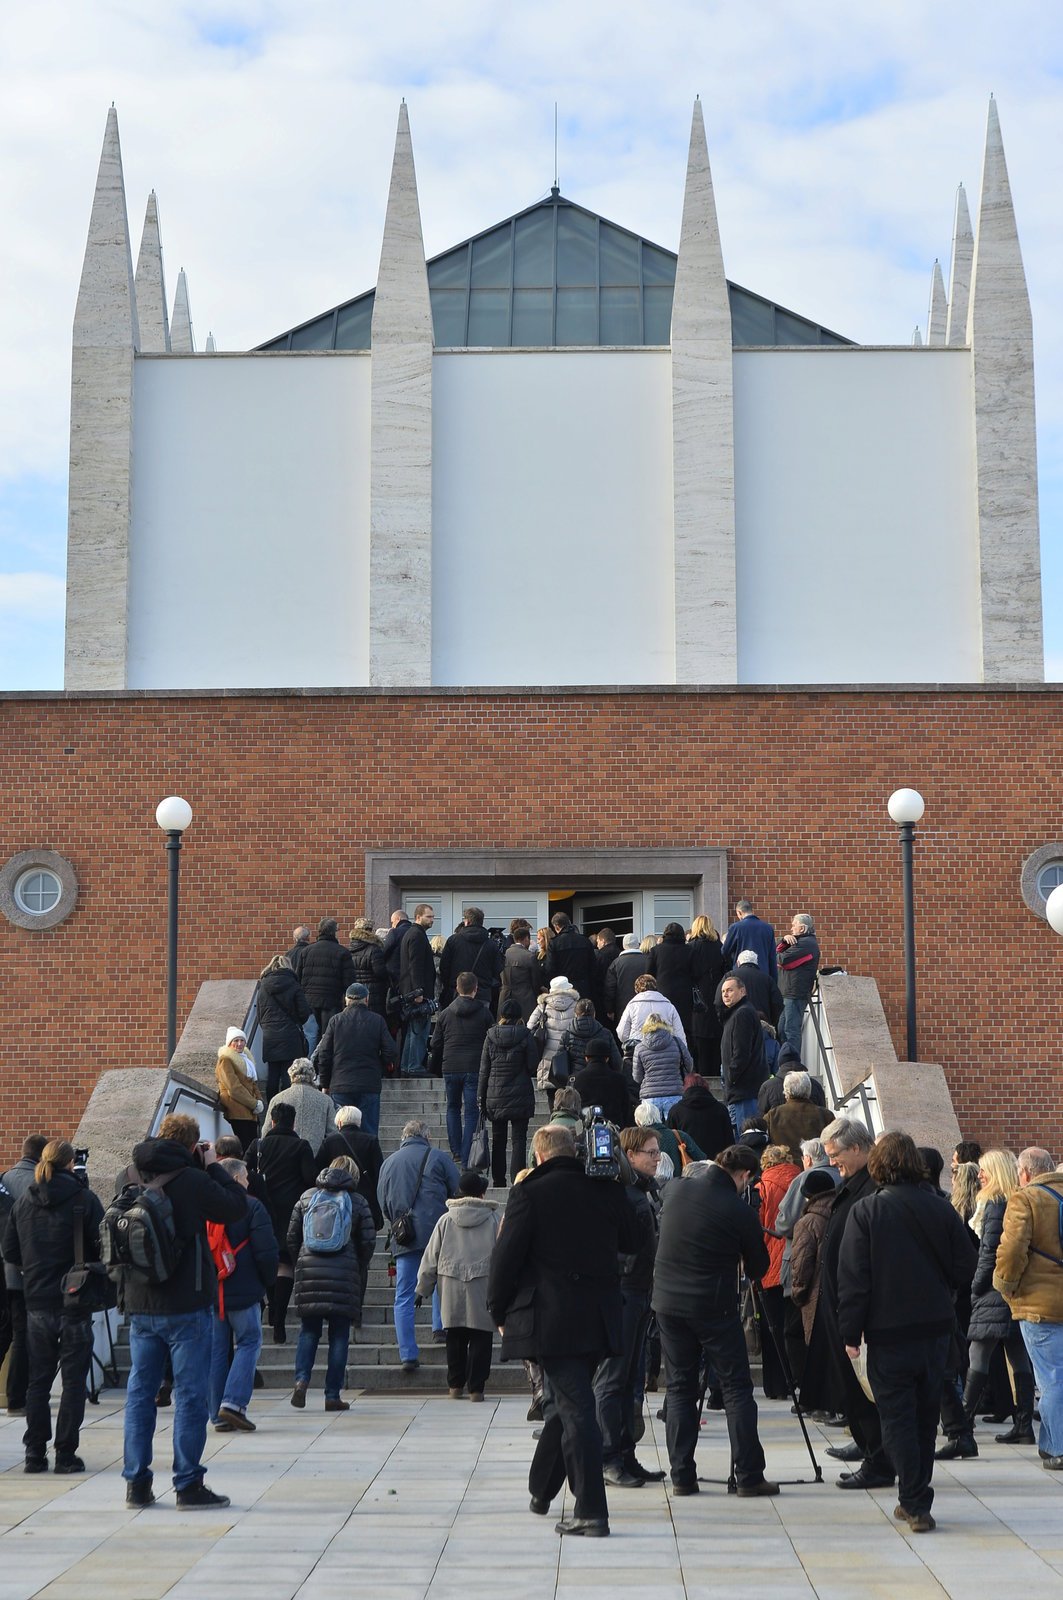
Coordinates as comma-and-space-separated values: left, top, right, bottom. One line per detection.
604, 934, 649, 1024
313, 984, 397, 1137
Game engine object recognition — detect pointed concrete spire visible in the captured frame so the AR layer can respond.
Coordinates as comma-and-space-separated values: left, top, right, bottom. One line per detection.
369, 101, 433, 686
912, 325, 924, 346
170, 269, 194, 352
926, 259, 947, 345
72, 105, 139, 349
134, 191, 170, 352
670, 97, 736, 684
967, 96, 1042, 680
945, 184, 973, 345
205, 331, 216, 352
66, 105, 139, 690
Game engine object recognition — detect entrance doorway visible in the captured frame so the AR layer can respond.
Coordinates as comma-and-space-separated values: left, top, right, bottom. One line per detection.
399, 887, 695, 941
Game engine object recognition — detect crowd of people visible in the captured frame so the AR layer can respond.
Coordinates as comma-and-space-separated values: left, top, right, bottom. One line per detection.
1, 897, 1060, 1544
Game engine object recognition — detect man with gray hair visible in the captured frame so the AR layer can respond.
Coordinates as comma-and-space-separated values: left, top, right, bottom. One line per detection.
994, 1147, 1063, 1469
765, 1071, 831, 1162
378, 1122, 459, 1373
776, 915, 820, 1054
801, 1118, 895, 1491
316, 1104, 384, 1229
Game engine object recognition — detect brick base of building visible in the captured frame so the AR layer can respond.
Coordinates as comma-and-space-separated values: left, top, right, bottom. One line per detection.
0, 684, 1058, 1164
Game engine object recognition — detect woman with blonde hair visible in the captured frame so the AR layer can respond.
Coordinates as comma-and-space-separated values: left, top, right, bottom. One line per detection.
950, 1161, 981, 1225
2, 1139, 105, 1473
956, 1149, 1035, 1451
687, 914, 726, 1077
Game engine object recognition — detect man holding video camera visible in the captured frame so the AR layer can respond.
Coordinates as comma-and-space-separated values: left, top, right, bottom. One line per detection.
652, 1145, 779, 1497
488, 1121, 636, 1538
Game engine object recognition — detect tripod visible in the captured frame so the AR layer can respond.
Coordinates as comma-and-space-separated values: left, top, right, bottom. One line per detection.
690, 1277, 823, 1490
86, 1309, 120, 1404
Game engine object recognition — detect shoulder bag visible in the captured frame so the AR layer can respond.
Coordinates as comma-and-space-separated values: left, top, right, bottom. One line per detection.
390, 1148, 432, 1249
62, 1199, 118, 1314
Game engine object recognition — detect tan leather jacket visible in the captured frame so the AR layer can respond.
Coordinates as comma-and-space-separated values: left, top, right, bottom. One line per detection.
993, 1171, 1063, 1322
215, 1046, 259, 1120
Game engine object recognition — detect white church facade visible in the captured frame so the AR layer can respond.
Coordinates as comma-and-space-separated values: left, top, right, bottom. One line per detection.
64, 99, 1043, 693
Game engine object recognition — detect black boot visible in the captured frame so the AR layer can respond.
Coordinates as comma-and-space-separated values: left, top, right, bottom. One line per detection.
935, 1433, 978, 1460
272, 1276, 293, 1343
995, 1372, 1036, 1444
961, 1367, 988, 1434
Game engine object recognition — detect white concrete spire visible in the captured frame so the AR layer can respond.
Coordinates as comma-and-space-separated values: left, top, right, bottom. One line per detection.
66, 105, 139, 689
170, 268, 195, 352
134, 191, 170, 352
945, 184, 973, 346
967, 96, 1042, 680
369, 100, 434, 686
670, 96, 737, 684
205, 332, 216, 352
926, 259, 947, 345
912, 325, 924, 346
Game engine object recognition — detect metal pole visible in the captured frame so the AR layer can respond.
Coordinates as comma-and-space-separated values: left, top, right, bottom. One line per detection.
165, 829, 182, 1062
900, 819, 917, 1061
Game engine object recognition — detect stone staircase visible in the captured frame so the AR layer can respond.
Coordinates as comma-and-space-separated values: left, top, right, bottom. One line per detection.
112, 1076, 553, 1395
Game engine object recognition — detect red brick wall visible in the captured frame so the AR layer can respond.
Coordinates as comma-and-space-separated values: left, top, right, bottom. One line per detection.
1, 687, 1060, 1164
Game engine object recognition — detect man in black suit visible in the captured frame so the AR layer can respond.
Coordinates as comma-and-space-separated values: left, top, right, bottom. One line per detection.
488, 1124, 636, 1537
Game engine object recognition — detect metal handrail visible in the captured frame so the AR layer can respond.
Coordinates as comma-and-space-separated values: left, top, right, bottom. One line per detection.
803, 979, 883, 1135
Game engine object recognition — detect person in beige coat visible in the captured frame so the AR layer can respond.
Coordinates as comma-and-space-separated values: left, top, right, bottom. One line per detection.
993, 1146, 1063, 1468
416, 1171, 499, 1400
215, 1043, 261, 1152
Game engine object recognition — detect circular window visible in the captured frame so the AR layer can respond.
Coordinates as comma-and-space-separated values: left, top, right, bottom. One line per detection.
1021, 844, 1063, 922
15, 868, 62, 915
0, 850, 79, 930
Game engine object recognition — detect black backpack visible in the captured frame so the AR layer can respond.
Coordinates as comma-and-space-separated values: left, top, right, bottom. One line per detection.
101, 1168, 184, 1284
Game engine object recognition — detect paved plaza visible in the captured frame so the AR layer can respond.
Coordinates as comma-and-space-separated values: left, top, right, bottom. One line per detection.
3, 1391, 1063, 1600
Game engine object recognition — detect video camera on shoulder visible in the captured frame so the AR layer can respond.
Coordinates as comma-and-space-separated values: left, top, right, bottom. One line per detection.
581, 1106, 621, 1181
400, 991, 438, 1023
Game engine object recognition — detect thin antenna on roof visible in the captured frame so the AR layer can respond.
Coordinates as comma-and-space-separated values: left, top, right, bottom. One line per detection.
552, 102, 559, 197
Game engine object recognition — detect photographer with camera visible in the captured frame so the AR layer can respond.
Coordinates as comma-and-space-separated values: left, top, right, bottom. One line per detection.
2, 1140, 104, 1474
488, 1122, 637, 1538
651, 1144, 779, 1498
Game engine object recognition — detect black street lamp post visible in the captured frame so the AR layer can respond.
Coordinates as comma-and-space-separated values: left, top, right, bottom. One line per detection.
887, 787, 925, 1062
155, 796, 193, 1062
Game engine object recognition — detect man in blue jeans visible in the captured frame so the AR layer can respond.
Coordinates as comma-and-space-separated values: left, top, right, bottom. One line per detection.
314, 983, 398, 1138
208, 1158, 278, 1432
119, 1114, 246, 1509
431, 972, 493, 1167
378, 1122, 459, 1373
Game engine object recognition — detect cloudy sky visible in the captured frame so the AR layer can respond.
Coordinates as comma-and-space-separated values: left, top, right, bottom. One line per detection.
0, 0, 1059, 687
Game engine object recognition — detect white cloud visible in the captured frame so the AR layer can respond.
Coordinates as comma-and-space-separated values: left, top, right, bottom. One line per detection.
0, 571, 66, 620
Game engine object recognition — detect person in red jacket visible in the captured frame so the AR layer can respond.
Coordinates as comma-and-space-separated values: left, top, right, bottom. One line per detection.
758, 1145, 801, 1399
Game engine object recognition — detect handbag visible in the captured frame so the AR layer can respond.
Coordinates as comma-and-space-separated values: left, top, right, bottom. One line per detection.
741, 1283, 761, 1358
61, 1199, 118, 1314
548, 1032, 572, 1089
389, 1148, 431, 1249
691, 984, 708, 1015
468, 1114, 490, 1172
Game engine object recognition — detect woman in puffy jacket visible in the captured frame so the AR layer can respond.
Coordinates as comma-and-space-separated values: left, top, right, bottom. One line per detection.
256, 954, 311, 1103
757, 1145, 801, 1400
528, 977, 580, 1094
631, 1015, 692, 1115
960, 1149, 1036, 1447
478, 999, 539, 1187
286, 1156, 375, 1411
348, 918, 390, 1018
565, 998, 623, 1073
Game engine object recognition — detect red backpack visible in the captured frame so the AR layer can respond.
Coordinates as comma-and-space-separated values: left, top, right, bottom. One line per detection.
206, 1222, 246, 1318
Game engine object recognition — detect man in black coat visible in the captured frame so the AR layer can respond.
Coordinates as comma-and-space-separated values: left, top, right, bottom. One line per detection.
591, 928, 621, 1021
431, 973, 493, 1167
0, 1133, 48, 1415
439, 907, 504, 1011
299, 918, 355, 1039
800, 1116, 894, 1490
604, 935, 649, 1023
119, 1114, 247, 1509
572, 1037, 637, 1130
837, 1131, 976, 1530
542, 912, 596, 1001
651, 1146, 777, 1497
399, 904, 437, 1075
314, 984, 398, 1138
667, 1076, 734, 1160
286, 925, 311, 981
381, 909, 411, 990
714, 952, 784, 1030
317, 1104, 384, 1229
719, 976, 768, 1138
488, 1124, 636, 1537
757, 1043, 827, 1115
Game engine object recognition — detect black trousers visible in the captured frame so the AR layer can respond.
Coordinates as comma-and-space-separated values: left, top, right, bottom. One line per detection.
445, 1328, 492, 1393
24, 1309, 94, 1461
867, 1335, 949, 1516
529, 1354, 609, 1519
657, 1298, 766, 1488
783, 1296, 807, 1389
759, 1286, 789, 1399
2, 1289, 28, 1409
265, 1059, 295, 1102
490, 1118, 529, 1187
594, 1288, 650, 1464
